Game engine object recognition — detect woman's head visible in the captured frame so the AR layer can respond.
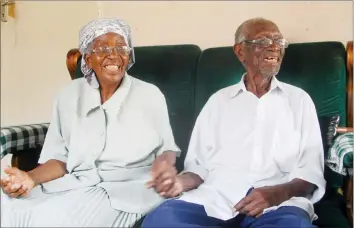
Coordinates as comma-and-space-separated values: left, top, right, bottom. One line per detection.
78, 19, 135, 87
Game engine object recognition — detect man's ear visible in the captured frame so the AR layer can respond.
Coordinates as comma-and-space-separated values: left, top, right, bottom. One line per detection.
233, 44, 244, 63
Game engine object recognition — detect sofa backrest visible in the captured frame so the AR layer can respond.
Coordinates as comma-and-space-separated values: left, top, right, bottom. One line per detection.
127, 45, 201, 169
195, 42, 348, 125
66, 41, 352, 171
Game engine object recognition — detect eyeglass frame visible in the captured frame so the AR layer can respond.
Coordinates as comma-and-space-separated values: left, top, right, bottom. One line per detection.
90, 46, 131, 56
241, 37, 290, 49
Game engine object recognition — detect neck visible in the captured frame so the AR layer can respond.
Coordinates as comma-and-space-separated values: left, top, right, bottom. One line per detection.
244, 72, 273, 98
100, 79, 122, 104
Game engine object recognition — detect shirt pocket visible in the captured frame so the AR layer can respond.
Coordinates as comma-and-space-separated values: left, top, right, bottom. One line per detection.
272, 129, 301, 173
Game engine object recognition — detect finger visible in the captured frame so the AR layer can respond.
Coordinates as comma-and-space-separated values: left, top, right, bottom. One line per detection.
19, 188, 31, 198
248, 206, 265, 218
4, 183, 21, 194
161, 185, 178, 198
1, 177, 10, 187
171, 185, 183, 197
150, 161, 168, 179
145, 180, 155, 189
155, 168, 176, 185
155, 177, 174, 193
1, 175, 11, 184
4, 167, 20, 176
6, 184, 22, 197
9, 185, 27, 198
241, 199, 263, 215
157, 179, 174, 195
17, 185, 28, 196
234, 194, 255, 212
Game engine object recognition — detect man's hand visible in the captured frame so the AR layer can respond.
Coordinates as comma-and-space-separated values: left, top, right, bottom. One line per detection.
234, 186, 286, 218
234, 179, 315, 218
1, 166, 35, 198
146, 152, 177, 197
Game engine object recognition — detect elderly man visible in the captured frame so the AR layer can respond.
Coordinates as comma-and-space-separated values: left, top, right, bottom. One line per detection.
142, 18, 325, 228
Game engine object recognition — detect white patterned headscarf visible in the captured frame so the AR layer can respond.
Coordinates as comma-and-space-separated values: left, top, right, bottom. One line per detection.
78, 18, 135, 79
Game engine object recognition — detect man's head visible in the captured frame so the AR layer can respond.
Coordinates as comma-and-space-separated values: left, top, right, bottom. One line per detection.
233, 18, 288, 79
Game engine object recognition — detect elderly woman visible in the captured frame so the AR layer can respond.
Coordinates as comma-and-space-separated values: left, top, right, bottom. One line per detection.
0, 18, 180, 227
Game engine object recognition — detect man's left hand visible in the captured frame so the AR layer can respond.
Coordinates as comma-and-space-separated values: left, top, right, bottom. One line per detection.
234, 186, 286, 218
146, 152, 177, 197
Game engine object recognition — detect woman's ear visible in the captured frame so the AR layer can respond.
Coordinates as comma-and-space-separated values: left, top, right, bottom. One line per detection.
84, 54, 93, 69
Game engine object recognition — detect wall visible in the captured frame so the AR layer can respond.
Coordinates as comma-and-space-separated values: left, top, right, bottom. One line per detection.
1, 1, 353, 127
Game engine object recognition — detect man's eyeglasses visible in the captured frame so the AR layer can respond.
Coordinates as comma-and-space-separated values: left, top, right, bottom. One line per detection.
242, 38, 289, 49
91, 46, 131, 57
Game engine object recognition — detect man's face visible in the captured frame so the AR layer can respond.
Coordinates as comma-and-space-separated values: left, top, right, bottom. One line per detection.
234, 21, 287, 79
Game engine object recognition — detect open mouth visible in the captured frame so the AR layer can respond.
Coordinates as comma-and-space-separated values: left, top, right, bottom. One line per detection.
104, 65, 122, 73
263, 56, 279, 64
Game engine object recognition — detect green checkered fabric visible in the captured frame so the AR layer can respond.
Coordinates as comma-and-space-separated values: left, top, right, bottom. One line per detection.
0, 123, 49, 159
326, 132, 353, 176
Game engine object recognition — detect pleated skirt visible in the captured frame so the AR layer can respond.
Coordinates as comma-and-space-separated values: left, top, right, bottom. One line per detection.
1, 186, 143, 227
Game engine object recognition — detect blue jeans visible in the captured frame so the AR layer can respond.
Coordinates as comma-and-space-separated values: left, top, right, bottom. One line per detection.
142, 199, 315, 228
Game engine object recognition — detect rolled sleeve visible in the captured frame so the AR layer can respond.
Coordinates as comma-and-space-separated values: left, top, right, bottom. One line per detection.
38, 97, 69, 164
289, 93, 326, 203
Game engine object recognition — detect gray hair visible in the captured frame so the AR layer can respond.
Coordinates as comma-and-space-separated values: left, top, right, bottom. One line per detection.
234, 17, 274, 44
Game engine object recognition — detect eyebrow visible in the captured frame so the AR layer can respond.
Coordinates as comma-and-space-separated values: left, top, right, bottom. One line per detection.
254, 33, 283, 39
94, 39, 126, 47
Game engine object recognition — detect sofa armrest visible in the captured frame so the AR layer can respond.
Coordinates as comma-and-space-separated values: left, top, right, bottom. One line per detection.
1, 123, 49, 171
66, 48, 81, 80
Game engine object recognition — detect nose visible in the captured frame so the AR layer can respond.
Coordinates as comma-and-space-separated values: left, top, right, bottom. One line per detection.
107, 48, 120, 58
106, 49, 124, 62
268, 41, 280, 52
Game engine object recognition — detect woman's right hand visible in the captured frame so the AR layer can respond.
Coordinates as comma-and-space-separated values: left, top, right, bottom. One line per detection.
1, 166, 35, 198
161, 175, 184, 198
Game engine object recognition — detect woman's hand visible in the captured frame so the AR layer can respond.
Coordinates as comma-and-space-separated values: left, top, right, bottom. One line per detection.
160, 175, 183, 198
146, 152, 178, 196
1, 166, 35, 198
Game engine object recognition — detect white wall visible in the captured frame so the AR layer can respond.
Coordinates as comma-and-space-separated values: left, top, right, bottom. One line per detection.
1, 1, 353, 127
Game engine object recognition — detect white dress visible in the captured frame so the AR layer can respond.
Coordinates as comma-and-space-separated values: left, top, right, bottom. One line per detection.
1, 73, 180, 227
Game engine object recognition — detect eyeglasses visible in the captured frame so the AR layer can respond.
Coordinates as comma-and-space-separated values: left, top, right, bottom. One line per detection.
242, 38, 289, 49
91, 46, 131, 57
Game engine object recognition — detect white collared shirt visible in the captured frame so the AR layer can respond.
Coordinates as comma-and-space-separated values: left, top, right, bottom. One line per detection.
38, 73, 180, 214
179, 75, 326, 221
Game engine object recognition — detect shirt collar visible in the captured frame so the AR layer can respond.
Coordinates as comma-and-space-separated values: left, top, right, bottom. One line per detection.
229, 73, 286, 98
82, 72, 132, 116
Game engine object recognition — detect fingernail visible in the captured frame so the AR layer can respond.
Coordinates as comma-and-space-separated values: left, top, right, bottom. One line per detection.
160, 192, 166, 196
12, 184, 19, 189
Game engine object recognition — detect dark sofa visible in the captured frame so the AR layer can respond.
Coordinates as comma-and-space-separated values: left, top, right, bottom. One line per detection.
3, 41, 353, 228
